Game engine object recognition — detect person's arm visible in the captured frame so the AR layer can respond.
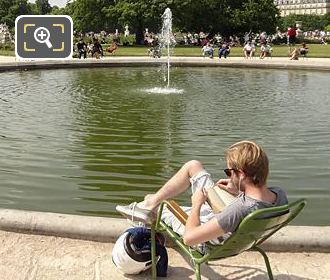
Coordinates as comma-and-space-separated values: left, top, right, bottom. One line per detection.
183, 189, 225, 246
215, 178, 240, 196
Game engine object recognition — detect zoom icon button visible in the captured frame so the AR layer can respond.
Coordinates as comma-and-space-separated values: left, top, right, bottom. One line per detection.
15, 15, 73, 60
34, 27, 53, 48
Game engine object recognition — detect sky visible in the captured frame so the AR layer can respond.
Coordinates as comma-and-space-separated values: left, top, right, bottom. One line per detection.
28, 0, 68, 8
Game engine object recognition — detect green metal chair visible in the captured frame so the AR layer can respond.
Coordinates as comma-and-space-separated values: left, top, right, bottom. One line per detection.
150, 198, 306, 280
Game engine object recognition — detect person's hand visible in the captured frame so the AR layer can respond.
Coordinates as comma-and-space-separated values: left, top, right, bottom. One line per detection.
215, 178, 239, 196
191, 188, 207, 207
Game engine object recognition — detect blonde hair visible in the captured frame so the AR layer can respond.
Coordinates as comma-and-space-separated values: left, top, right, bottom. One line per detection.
225, 141, 269, 186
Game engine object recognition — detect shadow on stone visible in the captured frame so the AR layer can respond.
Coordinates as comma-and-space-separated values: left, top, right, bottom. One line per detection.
207, 263, 315, 280
106, 262, 320, 280
123, 266, 194, 279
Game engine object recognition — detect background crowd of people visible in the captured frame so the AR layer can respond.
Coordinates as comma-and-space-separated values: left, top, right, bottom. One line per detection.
72, 27, 329, 60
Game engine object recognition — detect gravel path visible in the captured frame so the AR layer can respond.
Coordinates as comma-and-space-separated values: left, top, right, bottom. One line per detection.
1, 230, 329, 280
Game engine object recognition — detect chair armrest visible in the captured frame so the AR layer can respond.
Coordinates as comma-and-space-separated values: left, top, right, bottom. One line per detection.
166, 200, 189, 225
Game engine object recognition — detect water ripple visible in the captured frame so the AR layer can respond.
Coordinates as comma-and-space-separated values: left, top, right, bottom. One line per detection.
0, 67, 330, 224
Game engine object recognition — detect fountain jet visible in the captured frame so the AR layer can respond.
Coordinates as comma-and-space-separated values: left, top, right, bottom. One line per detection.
160, 8, 176, 88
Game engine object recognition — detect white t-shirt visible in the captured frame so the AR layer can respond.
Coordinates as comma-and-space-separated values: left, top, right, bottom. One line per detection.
244, 44, 252, 51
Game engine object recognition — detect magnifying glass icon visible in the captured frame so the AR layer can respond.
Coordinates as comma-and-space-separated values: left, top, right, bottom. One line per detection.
34, 27, 53, 49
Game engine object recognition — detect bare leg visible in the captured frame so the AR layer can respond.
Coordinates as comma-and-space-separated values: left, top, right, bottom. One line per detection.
141, 160, 205, 210
116, 160, 205, 223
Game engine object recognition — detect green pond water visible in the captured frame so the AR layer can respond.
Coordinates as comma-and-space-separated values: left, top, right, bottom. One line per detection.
0, 67, 329, 225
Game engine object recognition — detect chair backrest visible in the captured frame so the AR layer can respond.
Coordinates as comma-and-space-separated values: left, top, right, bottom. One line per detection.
207, 199, 306, 260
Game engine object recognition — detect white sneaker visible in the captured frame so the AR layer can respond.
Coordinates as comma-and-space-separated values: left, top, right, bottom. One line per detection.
116, 202, 156, 224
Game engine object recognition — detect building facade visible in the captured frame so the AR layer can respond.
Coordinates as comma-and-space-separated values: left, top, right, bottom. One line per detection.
275, 0, 330, 16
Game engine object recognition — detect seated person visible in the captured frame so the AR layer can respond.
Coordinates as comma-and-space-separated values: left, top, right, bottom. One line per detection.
259, 43, 272, 59
87, 43, 94, 56
116, 141, 288, 249
218, 43, 230, 59
243, 41, 255, 58
299, 43, 309, 57
148, 36, 161, 58
202, 43, 214, 58
76, 38, 87, 59
106, 42, 118, 55
148, 46, 161, 58
289, 48, 300, 60
92, 39, 103, 59
320, 37, 327, 45
251, 39, 257, 54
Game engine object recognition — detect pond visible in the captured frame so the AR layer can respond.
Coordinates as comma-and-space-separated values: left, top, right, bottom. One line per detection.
0, 67, 329, 225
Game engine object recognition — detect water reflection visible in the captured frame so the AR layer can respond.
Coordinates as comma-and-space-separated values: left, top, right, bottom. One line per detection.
0, 67, 329, 225
68, 68, 188, 214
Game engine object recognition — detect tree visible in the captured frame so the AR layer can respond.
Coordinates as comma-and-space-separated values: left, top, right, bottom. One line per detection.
65, 0, 115, 32
278, 14, 330, 32
0, 0, 31, 29
51, 5, 66, 15
0, 0, 14, 24
35, 0, 52, 15
105, 0, 280, 44
230, 0, 280, 35
1, 0, 281, 41
28, 2, 40, 15
323, 13, 330, 26
161, 0, 280, 37
105, 0, 195, 44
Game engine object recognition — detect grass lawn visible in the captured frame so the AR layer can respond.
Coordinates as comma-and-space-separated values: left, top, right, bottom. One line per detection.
114, 44, 330, 58
0, 49, 15, 56
1, 44, 329, 58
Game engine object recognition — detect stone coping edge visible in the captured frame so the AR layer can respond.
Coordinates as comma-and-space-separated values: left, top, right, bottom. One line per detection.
0, 208, 329, 252
0, 58, 330, 72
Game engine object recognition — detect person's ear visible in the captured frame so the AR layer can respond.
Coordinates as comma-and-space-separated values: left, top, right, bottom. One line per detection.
239, 170, 245, 180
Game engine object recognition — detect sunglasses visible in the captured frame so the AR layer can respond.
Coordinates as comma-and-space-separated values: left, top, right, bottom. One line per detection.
223, 168, 238, 177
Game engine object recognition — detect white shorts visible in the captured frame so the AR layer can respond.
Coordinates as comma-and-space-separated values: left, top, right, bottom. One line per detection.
161, 170, 215, 237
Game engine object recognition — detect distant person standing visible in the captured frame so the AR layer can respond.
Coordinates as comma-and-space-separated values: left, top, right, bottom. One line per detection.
244, 31, 251, 44
77, 38, 87, 59
287, 26, 297, 46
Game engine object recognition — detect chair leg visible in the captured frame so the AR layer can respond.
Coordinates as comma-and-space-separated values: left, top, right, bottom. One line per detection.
195, 263, 201, 280
151, 223, 157, 280
253, 246, 274, 280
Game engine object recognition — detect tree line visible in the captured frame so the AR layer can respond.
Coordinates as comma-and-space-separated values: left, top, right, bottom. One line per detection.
1, 0, 329, 44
